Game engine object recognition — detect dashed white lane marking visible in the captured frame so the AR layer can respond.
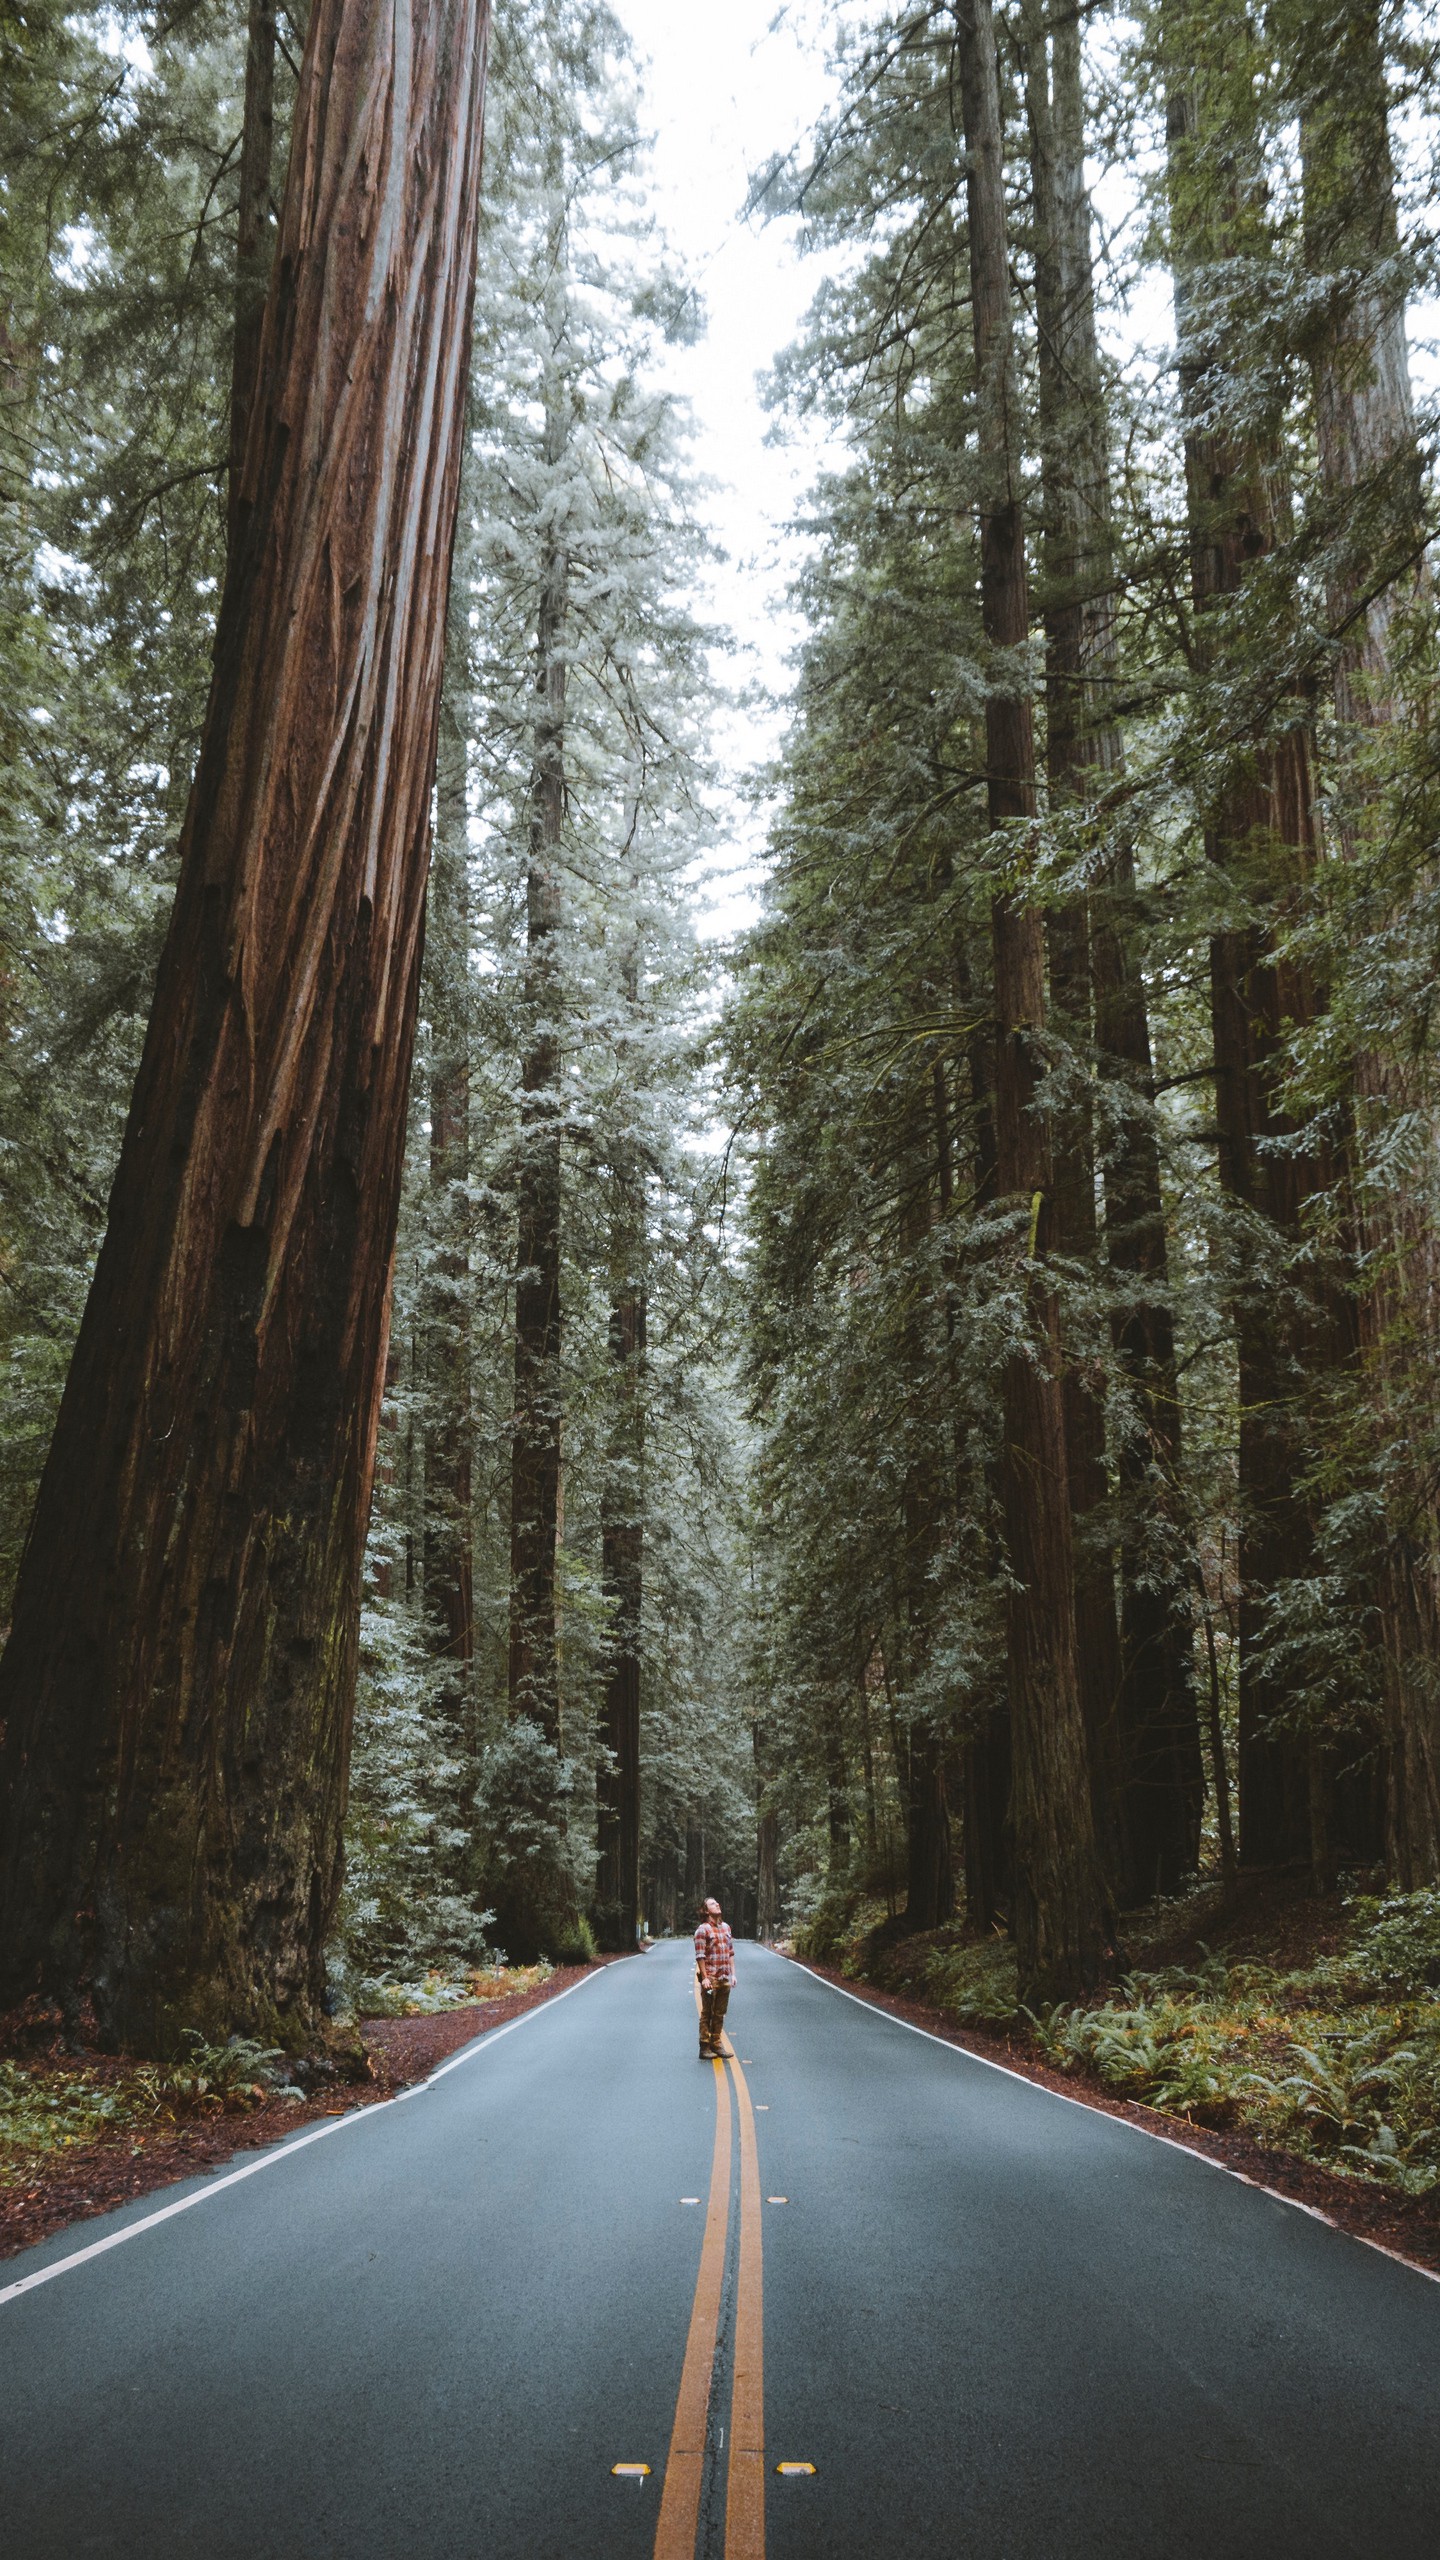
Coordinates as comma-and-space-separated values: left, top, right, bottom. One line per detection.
0, 1967, 609, 2313
786, 1958, 1440, 2290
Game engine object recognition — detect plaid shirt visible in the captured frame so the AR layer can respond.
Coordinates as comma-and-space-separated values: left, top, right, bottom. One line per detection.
694, 1917, 736, 1988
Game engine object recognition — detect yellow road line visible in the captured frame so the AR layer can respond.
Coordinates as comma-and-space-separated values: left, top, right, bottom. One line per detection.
654, 2029, 732, 2560
723, 2039, 766, 2560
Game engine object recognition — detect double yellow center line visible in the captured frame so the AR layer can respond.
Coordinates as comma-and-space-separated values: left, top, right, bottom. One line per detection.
653, 2015, 766, 2560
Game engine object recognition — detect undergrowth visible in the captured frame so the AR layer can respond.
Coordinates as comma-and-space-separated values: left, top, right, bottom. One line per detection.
347, 1959, 554, 2018
804, 1885, 1440, 2197
0, 2034, 308, 2187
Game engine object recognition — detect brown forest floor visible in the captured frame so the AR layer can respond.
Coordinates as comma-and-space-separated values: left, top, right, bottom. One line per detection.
0, 1960, 615, 2265
799, 1868, 1440, 2283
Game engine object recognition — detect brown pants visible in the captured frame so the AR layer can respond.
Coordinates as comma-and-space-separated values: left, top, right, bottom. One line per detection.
699, 1982, 731, 2052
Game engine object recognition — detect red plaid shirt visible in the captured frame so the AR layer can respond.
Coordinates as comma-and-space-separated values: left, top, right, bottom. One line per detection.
694, 1917, 736, 1987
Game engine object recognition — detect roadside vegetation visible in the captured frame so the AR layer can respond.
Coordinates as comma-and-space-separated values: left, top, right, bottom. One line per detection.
799, 1884, 1440, 2200
0, 2035, 310, 2193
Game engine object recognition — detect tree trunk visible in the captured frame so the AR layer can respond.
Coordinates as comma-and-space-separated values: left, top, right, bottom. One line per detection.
507, 460, 567, 1742
684, 1814, 706, 1917
0, 0, 491, 2049
956, 934, 1013, 1932
422, 565, 475, 1699
756, 1806, 779, 1942
1299, 0, 1440, 1883
1164, 0, 1363, 1871
957, 0, 1106, 1998
824, 1704, 851, 1872
227, 0, 277, 540
899, 1084, 952, 1933
1026, 0, 1203, 1900
1023, 11, 1123, 1883
595, 1149, 645, 1951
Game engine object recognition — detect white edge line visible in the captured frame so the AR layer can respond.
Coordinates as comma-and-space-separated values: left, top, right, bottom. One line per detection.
786, 1957, 1440, 2290
0, 1964, 608, 2312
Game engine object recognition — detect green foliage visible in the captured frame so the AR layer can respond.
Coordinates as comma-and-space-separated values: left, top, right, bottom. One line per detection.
0, 2058, 134, 2170
923, 1941, 1022, 2030
1020, 1896, 1440, 2193
336, 1596, 494, 1993
793, 1888, 874, 1966
551, 1916, 600, 1966
162, 2033, 299, 2109
351, 1962, 553, 2018
1331, 1889, 1440, 1994
0, 2032, 303, 2184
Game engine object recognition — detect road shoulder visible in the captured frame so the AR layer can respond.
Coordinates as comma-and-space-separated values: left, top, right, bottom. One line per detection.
790, 1954, 1440, 2282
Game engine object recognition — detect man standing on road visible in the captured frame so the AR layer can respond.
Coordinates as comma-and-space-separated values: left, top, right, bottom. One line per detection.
694, 1896, 736, 2060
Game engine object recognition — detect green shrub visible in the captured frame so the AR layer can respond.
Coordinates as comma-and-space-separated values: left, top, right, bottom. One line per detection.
0, 2061, 130, 2170
794, 1889, 869, 1966
551, 1915, 599, 1966
924, 1938, 1021, 2027
1338, 1889, 1440, 1995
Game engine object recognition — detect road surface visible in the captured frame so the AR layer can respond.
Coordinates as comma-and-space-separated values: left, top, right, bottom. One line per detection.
2, 1940, 1437, 2557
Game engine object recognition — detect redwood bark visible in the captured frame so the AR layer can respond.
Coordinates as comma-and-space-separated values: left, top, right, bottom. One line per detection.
0, 0, 491, 2047
957, 0, 1105, 1996
1024, 14, 1121, 1882
1026, 0, 1203, 1898
1299, 0, 1440, 1883
1164, 0, 1366, 1870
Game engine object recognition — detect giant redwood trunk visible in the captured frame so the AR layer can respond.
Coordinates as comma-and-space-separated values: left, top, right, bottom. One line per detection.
1164, 0, 1366, 1872
1024, 4, 1122, 1877
957, 0, 1105, 1997
1299, 0, 1440, 1884
595, 1145, 645, 1951
1026, 0, 1202, 1899
0, 0, 491, 2048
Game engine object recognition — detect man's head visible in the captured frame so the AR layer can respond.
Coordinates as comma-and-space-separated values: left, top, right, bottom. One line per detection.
704, 1897, 722, 1919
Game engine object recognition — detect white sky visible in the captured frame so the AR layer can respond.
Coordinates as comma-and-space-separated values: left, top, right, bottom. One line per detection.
611, 0, 846, 942
612, 1, 1438, 948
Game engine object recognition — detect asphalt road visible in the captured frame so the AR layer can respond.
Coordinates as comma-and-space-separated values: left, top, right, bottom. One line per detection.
2, 1940, 1438, 2559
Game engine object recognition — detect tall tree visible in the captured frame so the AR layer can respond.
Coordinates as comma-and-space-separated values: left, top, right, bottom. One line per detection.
422, 547, 478, 1706
0, 0, 491, 2048
507, 379, 569, 1744
1291, 0, 1440, 1881
1163, 0, 1361, 1873
595, 945, 646, 1951
1023, 0, 1204, 1897
957, 0, 1106, 1994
